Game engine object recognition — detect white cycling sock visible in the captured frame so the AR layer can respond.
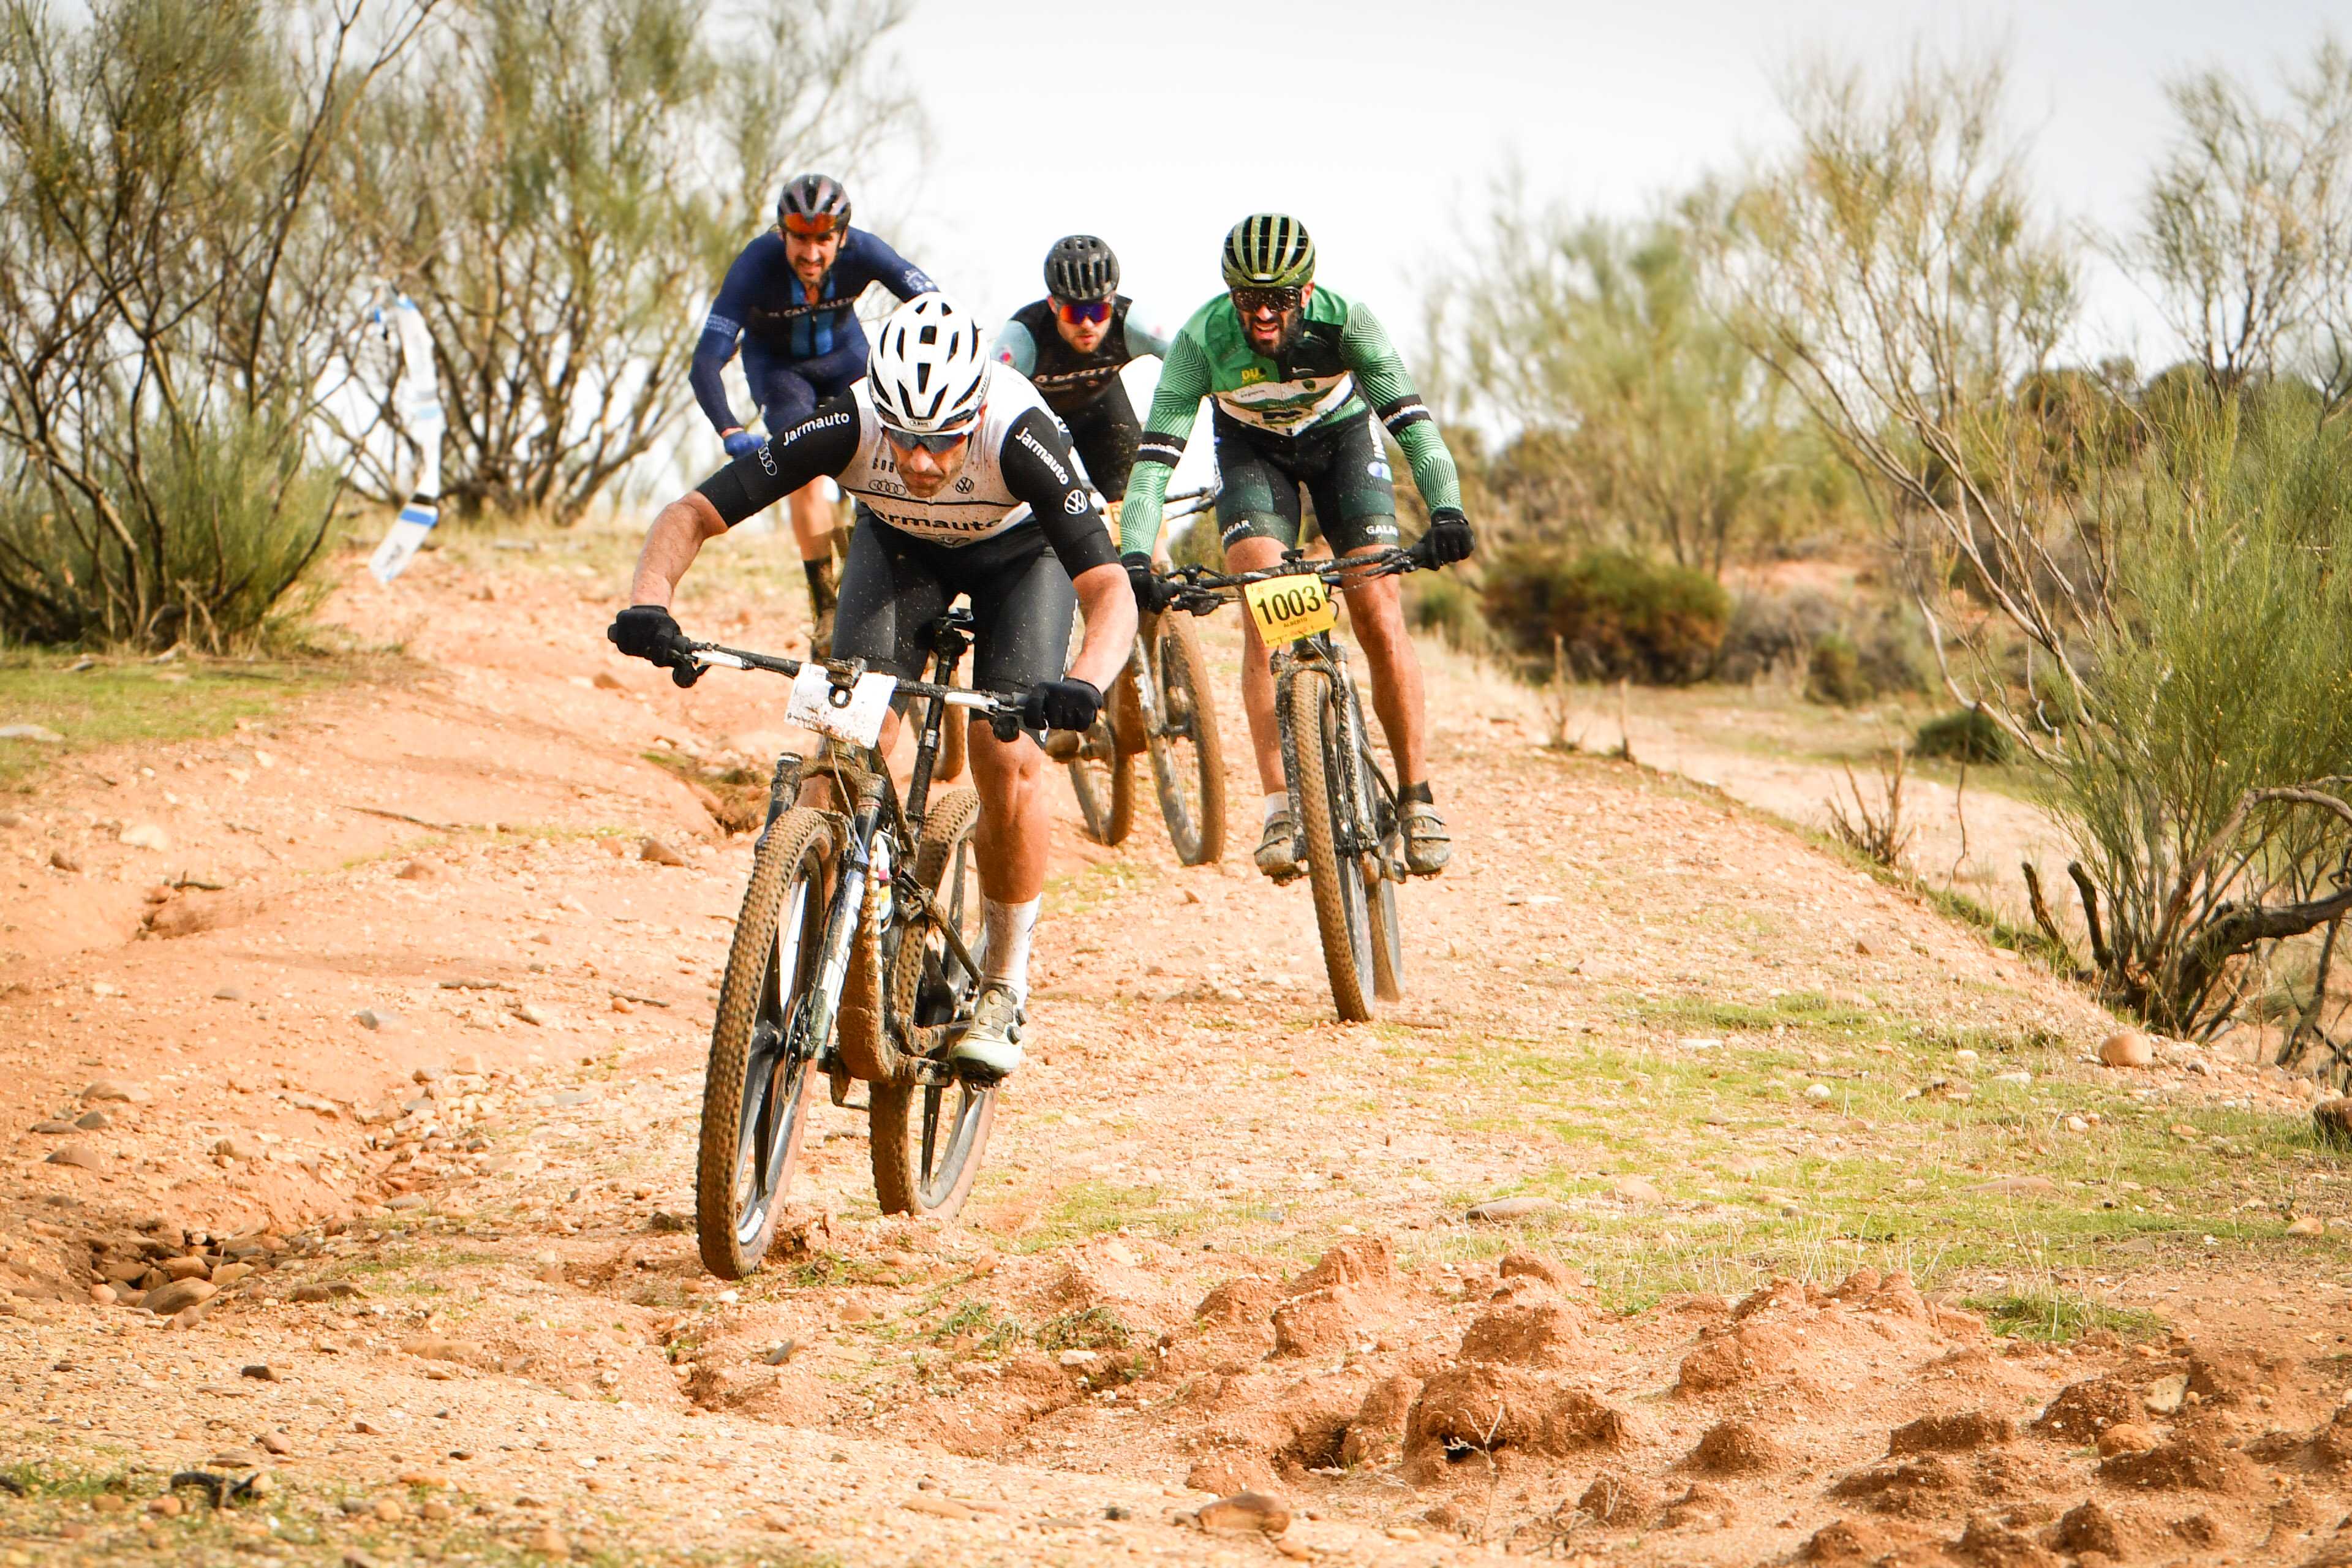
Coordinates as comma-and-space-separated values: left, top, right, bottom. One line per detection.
1262, 791, 1288, 826
981, 896, 1040, 1006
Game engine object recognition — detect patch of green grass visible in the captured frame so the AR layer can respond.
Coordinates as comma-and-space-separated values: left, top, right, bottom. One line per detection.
1036, 1305, 1133, 1353
0, 1458, 131, 1499
926, 1299, 1024, 1358
1633, 988, 1887, 1039
1011, 1179, 1184, 1251
1966, 1290, 2167, 1343
0, 654, 353, 785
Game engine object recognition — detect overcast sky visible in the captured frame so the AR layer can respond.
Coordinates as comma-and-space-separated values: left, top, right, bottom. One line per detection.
834, 0, 2341, 377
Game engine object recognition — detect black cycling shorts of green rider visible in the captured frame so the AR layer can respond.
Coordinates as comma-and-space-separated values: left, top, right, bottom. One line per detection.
1212, 408, 1401, 557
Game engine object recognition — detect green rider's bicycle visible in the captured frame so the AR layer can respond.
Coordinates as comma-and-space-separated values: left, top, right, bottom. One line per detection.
1159, 547, 1423, 1021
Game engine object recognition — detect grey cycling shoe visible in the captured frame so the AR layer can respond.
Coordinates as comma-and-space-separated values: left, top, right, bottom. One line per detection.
1401, 799, 1452, 876
1255, 811, 1303, 881
949, 981, 1025, 1081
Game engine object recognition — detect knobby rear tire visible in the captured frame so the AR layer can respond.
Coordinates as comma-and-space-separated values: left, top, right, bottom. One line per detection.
696, 808, 830, 1279
1068, 729, 1134, 847
1285, 668, 1376, 1022
872, 786, 997, 1218
1151, 612, 1227, 866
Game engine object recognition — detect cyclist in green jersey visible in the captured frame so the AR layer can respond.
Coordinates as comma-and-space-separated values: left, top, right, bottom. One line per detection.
1117, 214, 1476, 880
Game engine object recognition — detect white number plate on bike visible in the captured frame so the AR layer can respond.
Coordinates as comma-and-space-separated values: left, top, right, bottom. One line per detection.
1242, 575, 1338, 644
784, 666, 899, 748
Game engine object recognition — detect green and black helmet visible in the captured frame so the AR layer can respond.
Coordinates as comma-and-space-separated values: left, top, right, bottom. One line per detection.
1221, 213, 1316, 289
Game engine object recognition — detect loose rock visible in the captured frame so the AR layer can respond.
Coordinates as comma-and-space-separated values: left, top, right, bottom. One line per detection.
1464, 1196, 1554, 1223
639, 836, 687, 866
1194, 1492, 1291, 1535
45, 1145, 104, 1170
143, 1278, 216, 1316
2101, 1030, 2154, 1068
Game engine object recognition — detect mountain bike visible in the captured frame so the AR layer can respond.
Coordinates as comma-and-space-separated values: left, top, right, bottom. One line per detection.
1161, 548, 1421, 1021
1058, 483, 1227, 864
668, 614, 1024, 1278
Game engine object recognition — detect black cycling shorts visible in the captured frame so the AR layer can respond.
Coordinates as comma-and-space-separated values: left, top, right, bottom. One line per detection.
1213, 408, 1401, 556
832, 507, 1076, 696
1061, 380, 1143, 503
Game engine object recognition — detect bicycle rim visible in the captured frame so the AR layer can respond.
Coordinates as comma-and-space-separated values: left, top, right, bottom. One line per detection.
1150, 614, 1227, 865
1355, 700, 1404, 1002
696, 809, 828, 1278
1285, 667, 1374, 1020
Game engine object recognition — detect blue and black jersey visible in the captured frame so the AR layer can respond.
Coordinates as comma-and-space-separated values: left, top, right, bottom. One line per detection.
690, 227, 935, 434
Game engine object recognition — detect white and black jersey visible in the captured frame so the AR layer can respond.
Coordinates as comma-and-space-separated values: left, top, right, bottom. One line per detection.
696, 369, 1118, 580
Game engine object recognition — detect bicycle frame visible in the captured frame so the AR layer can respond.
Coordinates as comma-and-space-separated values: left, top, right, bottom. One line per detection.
1270, 631, 1401, 879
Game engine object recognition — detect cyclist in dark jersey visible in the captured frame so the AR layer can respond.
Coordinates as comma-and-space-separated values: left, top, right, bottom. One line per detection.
990, 236, 1171, 512
689, 174, 937, 650
613, 295, 1136, 1081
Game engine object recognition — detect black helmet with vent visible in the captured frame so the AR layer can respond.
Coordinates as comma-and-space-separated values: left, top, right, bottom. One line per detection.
1045, 235, 1119, 302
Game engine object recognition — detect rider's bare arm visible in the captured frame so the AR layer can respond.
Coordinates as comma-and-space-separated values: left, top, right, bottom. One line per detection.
1065, 563, 1137, 692
627, 492, 727, 607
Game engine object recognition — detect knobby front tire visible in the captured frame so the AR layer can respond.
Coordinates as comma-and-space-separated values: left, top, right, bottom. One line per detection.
1067, 728, 1135, 847
1284, 667, 1376, 1022
696, 808, 830, 1279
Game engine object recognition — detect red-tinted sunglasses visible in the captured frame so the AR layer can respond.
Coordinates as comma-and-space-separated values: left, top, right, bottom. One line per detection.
780, 213, 843, 238
1054, 298, 1113, 326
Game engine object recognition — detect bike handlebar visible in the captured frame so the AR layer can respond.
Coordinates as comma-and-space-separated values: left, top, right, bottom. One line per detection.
670, 640, 1029, 740
1153, 546, 1423, 616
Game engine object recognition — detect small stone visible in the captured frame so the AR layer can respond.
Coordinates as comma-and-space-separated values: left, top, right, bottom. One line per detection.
2097, 1423, 2160, 1457
2144, 1373, 2189, 1415
240, 1363, 284, 1381
2100, 1030, 2154, 1068
593, 671, 627, 691
1991, 1069, 2032, 1087
89, 1495, 126, 1515
1970, 1175, 2056, 1196
0, 723, 63, 743
420, 1499, 453, 1521
838, 1301, 874, 1324
647, 1210, 688, 1234
159, 1255, 210, 1281
211, 1262, 254, 1287
1194, 1491, 1291, 1535
2064, 1115, 2090, 1133
353, 1417, 385, 1435
371, 1496, 404, 1521
45, 1145, 104, 1170
213, 986, 244, 1001
449, 1052, 484, 1075
142, 1278, 216, 1316
353, 1008, 396, 1031
1611, 1174, 1665, 1205
394, 858, 442, 881
148, 1494, 183, 1517
1804, 1084, 1834, 1104
527, 1526, 568, 1556
1057, 1349, 1098, 1367
258, 1431, 293, 1455
81, 1079, 151, 1104
118, 823, 168, 850
2289, 1216, 2327, 1237
88, 1283, 116, 1305
639, 836, 687, 866
762, 1340, 799, 1366
342, 1551, 380, 1568
515, 1003, 551, 1027
1464, 1196, 1555, 1223
30, 1119, 72, 1134
72, 1109, 110, 1131
48, 848, 82, 872
210, 1137, 246, 1160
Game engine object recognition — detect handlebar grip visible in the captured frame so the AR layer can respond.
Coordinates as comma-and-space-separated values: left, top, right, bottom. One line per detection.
988, 710, 1023, 744
669, 661, 702, 688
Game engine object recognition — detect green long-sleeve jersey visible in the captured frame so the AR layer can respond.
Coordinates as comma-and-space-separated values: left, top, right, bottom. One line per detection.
1118, 285, 1461, 557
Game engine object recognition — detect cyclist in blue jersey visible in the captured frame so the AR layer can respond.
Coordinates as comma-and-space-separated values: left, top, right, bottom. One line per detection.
690, 173, 936, 650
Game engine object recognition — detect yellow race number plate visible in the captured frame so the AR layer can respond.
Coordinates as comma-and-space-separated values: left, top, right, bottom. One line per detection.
1242, 575, 1338, 644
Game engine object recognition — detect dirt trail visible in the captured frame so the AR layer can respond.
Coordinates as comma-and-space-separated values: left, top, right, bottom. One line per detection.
0, 532, 2346, 1566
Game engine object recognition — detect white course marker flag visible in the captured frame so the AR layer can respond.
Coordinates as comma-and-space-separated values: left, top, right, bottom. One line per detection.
366, 293, 446, 584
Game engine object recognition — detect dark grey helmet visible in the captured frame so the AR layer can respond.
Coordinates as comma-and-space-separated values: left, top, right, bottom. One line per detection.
777, 173, 850, 234
1045, 235, 1119, 302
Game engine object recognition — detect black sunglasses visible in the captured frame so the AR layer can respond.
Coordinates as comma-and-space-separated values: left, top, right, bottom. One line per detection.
1229, 285, 1302, 315
880, 423, 971, 455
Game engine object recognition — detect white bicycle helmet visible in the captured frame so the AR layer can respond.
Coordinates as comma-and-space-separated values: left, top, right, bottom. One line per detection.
868, 293, 992, 434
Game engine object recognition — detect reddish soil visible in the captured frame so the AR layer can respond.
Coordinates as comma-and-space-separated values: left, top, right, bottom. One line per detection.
0, 532, 2343, 1566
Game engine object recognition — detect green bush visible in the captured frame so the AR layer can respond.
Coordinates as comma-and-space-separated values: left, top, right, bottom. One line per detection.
1914, 707, 2013, 764
1166, 516, 1224, 574
1405, 571, 1491, 654
1806, 633, 1869, 704
1480, 544, 1730, 684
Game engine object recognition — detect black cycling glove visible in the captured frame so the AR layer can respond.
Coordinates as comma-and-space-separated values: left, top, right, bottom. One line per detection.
1414, 506, 1475, 568
608, 604, 692, 668
1121, 552, 1173, 615
1020, 677, 1102, 734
